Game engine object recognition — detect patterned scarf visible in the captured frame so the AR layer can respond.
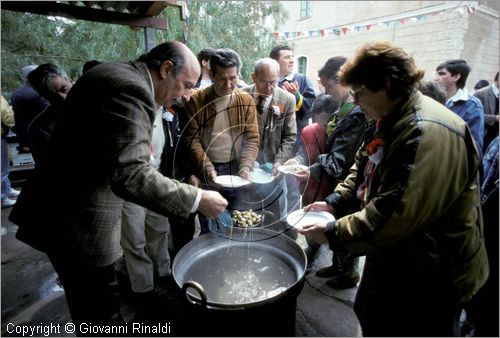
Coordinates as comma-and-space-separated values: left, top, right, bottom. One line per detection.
357, 118, 385, 205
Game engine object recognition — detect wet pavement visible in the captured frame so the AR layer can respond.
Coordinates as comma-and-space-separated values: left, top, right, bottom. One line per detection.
1, 202, 362, 337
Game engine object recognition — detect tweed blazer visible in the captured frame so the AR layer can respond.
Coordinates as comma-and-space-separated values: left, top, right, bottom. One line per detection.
241, 85, 296, 165
11, 60, 199, 266
184, 86, 259, 178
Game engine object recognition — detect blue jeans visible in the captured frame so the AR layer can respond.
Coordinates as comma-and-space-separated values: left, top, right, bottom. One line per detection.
1, 138, 12, 198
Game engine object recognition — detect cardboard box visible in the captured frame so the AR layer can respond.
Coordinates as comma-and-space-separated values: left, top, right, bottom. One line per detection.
8, 143, 35, 167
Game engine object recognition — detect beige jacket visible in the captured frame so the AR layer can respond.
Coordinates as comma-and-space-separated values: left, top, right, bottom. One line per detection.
1, 95, 15, 137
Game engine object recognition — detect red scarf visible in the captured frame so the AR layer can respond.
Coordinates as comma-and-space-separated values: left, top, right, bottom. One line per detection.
357, 118, 385, 205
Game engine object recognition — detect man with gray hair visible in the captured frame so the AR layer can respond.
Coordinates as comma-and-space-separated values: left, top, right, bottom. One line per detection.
10, 65, 49, 153
26, 63, 73, 164
241, 58, 296, 222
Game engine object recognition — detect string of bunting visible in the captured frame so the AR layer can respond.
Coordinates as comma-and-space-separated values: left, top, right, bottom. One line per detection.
273, 0, 480, 41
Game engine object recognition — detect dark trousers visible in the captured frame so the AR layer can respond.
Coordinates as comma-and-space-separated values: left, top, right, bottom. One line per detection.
354, 257, 462, 337
463, 185, 499, 336
47, 248, 122, 336
169, 213, 196, 257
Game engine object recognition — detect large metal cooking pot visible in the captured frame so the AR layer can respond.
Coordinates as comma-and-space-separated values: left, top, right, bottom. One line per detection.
172, 227, 306, 336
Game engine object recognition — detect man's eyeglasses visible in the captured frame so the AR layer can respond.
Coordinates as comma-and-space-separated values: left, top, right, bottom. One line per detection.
258, 79, 277, 87
351, 85, 366, 101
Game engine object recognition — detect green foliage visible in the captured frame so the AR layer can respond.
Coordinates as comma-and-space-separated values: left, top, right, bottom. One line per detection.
1, 10, 145, 95
159, 0, 288, 83
1, 1, 287, 95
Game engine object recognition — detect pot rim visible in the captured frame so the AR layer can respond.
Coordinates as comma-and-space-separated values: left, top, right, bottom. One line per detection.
172, 228, 306, 310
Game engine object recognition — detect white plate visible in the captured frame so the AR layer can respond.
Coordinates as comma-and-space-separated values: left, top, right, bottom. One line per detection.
277, 164, 308, 175
286, 209, 335, 230
214, 175, 251, 188
252, 168, 274, 184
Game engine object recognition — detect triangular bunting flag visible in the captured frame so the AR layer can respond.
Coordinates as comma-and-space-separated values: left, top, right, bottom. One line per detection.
272, 5, 449, 41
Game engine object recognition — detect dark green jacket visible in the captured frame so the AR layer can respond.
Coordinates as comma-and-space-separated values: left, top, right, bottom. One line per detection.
327, 91, 488, 306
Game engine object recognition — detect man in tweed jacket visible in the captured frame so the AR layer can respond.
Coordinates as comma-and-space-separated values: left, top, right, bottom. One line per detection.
10, 41, 227, 331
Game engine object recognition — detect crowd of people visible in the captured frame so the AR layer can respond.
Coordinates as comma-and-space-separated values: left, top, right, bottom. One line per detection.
1, 39, 498, 336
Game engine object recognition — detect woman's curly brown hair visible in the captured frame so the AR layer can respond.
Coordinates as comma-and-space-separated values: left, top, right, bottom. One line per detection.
339, 41, 425, 99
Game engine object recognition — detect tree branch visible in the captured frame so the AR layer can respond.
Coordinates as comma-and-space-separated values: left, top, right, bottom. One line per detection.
5, 53, 85, 62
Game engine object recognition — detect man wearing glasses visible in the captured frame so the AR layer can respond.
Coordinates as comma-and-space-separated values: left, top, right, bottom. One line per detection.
242, 58, 297, 222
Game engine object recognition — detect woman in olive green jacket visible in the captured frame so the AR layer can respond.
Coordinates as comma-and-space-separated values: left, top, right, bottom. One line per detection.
300, 41, 488, 336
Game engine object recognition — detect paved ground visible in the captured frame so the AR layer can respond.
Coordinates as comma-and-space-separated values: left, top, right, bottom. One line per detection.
1, 201, 362, 337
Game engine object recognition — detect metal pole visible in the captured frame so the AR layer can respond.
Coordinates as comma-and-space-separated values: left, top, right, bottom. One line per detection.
143, 27, 155, 52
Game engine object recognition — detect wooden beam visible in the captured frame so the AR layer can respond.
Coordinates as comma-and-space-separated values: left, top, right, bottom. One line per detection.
139, 1, 186, 21
2, 1, 168, 30
140, 1, 169, 16
163, 0, 187, 21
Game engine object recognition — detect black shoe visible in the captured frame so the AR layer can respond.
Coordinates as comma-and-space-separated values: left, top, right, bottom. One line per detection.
325, 274, 360, 289
316, 265, 339, 278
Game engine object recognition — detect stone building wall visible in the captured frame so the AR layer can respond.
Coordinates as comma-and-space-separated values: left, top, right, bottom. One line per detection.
277, 1, 499, 92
